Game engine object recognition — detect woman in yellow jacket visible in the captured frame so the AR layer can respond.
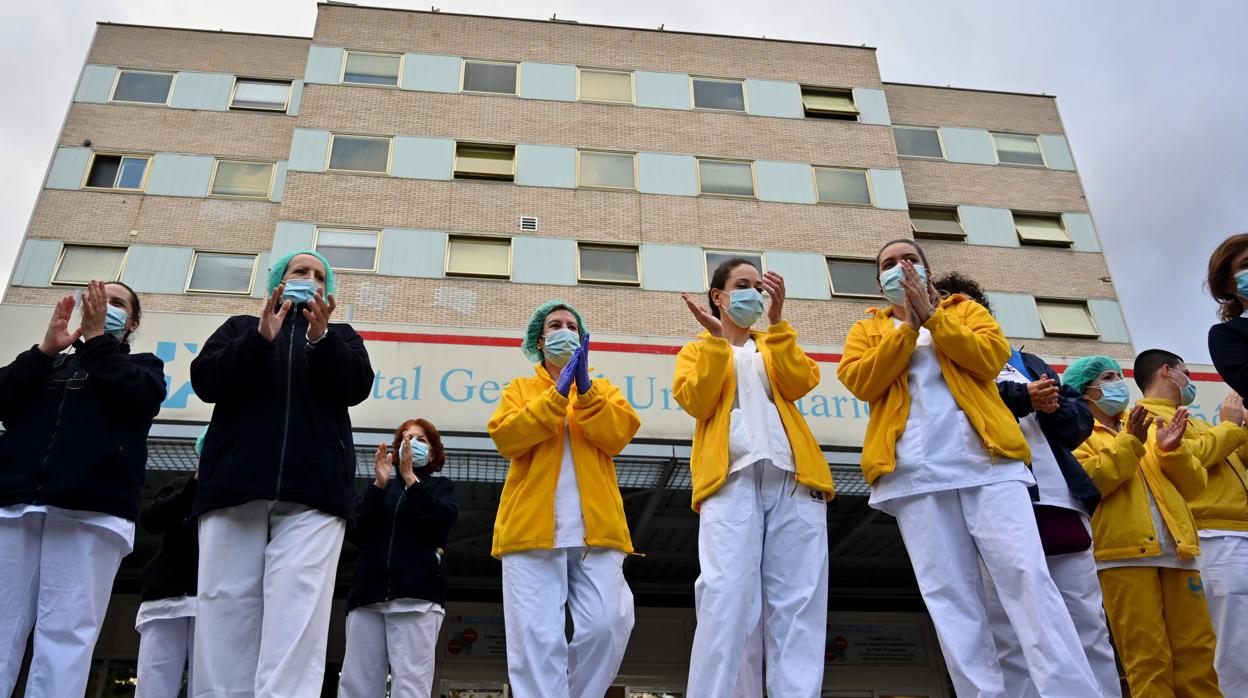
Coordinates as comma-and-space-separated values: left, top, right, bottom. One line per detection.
673, 258, 833, 697
1065, 353, 1221, 697
837, 239, 1099, 698
487, 300, 640, 698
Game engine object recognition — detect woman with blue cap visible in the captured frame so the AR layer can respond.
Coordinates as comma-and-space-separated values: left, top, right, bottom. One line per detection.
487, 299, 640, 698
0, 280, 165, 697
189, 250, 375, 696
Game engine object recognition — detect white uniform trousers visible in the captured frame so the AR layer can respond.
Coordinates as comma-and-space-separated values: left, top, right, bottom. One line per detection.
0, 512, 126, 698
501, 547, 634, 698
1199, 534, 1248, 696
192, 500, 345, 698
733, 613, 766, 698
137, 615, 195, 697
338, 606, 444, 698
982, 547, 1121, 698
687, 461, 830, 698
889, 482, 1101, 698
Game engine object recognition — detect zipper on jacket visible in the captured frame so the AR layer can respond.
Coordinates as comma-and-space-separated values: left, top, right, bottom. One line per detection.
384, 489, 405, 601
275, 325, 295, 494
35, 378, 73, 496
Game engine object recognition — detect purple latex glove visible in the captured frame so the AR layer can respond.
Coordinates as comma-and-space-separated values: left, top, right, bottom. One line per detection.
574, 334, 592, 394
555, 356, 577, 397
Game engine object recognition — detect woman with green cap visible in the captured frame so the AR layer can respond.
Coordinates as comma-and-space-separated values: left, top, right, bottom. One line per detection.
189, 249, 375, 696
487, 299, 640, 698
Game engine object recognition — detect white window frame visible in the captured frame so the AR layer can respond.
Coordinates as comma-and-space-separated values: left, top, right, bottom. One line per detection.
313, 226, 382, 273
576, 150, 637, 191
340, 50, 404, 88
576, 67, 635, 104
453, 142, 516, 181
800, 84, 859, 120
444, 234, 513, 279
1036, 299, 1101, 338
826, 256, 883, 298
702, 249, 766, 290
209, 159, 278, 200
909, 204, 966, 240
326, 133, 394, 175
992, 132, 1048, 167
50, 244, 128, 287
108, 69, 177, 106
813, 166, 874, 206
576, 242, 641, 286
893, 125, 946, 160
184, 251, 260, 295
696, 158, 757, 198
228, 77, 293, 112
81, 152, 152, 192
690, 76, 748, 112
460, 59, 520, 96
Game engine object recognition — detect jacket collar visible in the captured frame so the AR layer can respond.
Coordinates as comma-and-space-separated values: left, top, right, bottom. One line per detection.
1137, 396, 1180, 419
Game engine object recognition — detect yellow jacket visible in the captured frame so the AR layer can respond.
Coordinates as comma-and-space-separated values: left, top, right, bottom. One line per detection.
1074, 418, 1206, 561
1136, 397, 1248, 532
672, 320, 833, 511
836, 295, 1029, 485
487, 365, 641, 558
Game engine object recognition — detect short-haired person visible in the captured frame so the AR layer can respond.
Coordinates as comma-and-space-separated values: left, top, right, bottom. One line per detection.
488, 300, 639, 698
190, 250, 375, 696
340, 418, 458, 698
1065, 353, 1221, 697
674, 259, 833, 696
0, 281, 166, 696
134, 429, 204, 697
1206, 232, 1248, 396
1134, 348, 1248, 695
837, 240, 1099, 696
934, 273, 1120, 697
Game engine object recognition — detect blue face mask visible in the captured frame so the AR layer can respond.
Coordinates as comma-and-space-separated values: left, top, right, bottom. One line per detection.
1167, 368, 1197, 406
281, 279, 319, 307
1093, 380, 1130, 416
879, 264, 927, 307
405, 439, 430, 467
542, 328, 580, 367
1235, 269, 1248, 299
103, 305, 129, 340
722, 288, 765, 328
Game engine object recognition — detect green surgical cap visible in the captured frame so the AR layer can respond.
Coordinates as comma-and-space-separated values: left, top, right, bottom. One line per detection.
266, 249, 337, 295
195, 426, 209, 456
1063, 355, 1123, 395
522, 300, 587, 362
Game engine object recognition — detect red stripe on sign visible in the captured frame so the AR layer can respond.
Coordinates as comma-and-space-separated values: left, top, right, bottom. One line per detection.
357, 331, 520, 348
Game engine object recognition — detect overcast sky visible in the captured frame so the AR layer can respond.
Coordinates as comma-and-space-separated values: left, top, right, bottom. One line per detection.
2, 0, 1244, 362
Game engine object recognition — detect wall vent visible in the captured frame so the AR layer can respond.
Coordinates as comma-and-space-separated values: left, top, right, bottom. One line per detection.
519, 216, 539, 232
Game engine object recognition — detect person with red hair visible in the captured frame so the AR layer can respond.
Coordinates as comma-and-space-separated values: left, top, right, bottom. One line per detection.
339, 418, 458, 698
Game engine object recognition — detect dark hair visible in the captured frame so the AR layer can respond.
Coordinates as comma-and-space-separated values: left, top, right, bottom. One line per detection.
875, 238, 931, 273
1206, 233, 1248, 322
391, 418, 447, 475
1133, 348, 1184, 392
707, 257, 760, 319
103, 281, 141, 343
933, 272, 993, 315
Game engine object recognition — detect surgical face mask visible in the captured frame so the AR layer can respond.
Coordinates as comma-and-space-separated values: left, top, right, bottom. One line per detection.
103, 305, 129, 340
1092, 379, 1130, 416
1167, 367, 1197, 406
281, 279, 319, 307
1235, 269, 1248, 299
879, 264, 927, 307
405, 439, 430, 467
721, 288, 765, 328
542, 328, 580, 367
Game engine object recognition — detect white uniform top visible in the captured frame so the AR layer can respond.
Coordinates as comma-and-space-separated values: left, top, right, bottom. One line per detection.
363, 598, 446, 615
870, 321, 1033, 513
553, 423, 587, 548
727, 339, 795, 474
0, 503, 135, 554
996, 362, 1084, 513
1097, 483, 1197, 570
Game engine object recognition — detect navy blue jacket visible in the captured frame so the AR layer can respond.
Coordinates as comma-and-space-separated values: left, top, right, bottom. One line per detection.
139, 475, 198, 602
1209, 317, 1248, 398
190, 312, 374, 520
997, 351, 1100, 513
346, 474, 458, 612
0, 336, 165, 521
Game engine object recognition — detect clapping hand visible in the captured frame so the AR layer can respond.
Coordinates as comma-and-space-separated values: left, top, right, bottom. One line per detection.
39, 294, 81, 356
1219, 393, 1246, 427
573, 334, 592, 395
303, 289, 336, 343
1028, 377, 1060, 414
1124, 405, 1153, 443
79, 280, 108, 342
1155, 407, 1190, 453
681, 292, 723, 338
397, 435, 419, 488
900, 261, 933, 331
259, 283, 293, 343
373, 441, 393, 488
761, 272, 786, 325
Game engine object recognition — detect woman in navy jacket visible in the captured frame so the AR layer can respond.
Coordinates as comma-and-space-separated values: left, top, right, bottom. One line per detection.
1207, 232, 1248, 396
339, 418, 458, 698
189, 249, 374, 697
0, 280, 165, 697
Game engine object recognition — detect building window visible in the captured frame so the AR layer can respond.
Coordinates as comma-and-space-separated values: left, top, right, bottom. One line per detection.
446, 235, 511, 278
315, 228, 380, 272
698, 159, 755, 197
1037, 300, 1099, 338
1014, 212, 1072, 246
328, 134, 391, 174
187, 252, 257, 294
894, 126, 944, 159
704, 250, 763, 287
230, 79, 291, 111
801, 86, 857, 120
462, 60, 518, 95
454, 143, 515, 181
814, 167, 872, 205
342, 51, 401, 87
692, 77, 745, 111
83, 153, 150, 191
827, 257, 881, 297
577, 151, 635, 190
910, 206, 965, 240
578, 243, 639, 285
52, 245, 126, 285
210, 160, 275, 199
110, 70, 175, 105
993, 133, 1045, 167
578, 68, 632, 104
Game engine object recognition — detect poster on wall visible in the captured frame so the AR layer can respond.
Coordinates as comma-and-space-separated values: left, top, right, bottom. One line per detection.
825, 622, 929, 666
442, 613, 508, 660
